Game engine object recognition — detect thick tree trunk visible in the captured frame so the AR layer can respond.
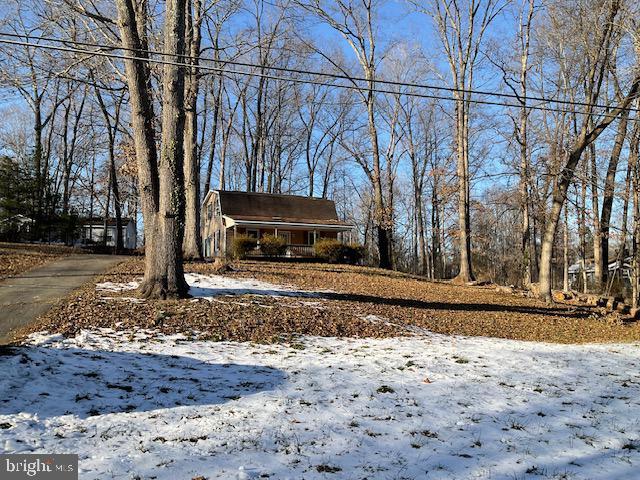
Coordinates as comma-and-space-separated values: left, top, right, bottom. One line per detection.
116, 0, 189, 298
155, 0, 189, 297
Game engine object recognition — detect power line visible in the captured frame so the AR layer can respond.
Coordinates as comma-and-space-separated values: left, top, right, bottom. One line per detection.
2, 31, 637, 114
0, 35, 636, 120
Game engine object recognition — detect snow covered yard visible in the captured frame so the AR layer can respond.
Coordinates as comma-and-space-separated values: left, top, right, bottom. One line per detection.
97, 272, 329, 300
2, 330, 640, 479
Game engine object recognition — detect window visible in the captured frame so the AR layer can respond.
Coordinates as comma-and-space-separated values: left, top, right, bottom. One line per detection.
214, 197, 221, 217
207, 204, 213, 220
278, 231, 291, 244
305, 231, 317, 245
214, 231, 221, 252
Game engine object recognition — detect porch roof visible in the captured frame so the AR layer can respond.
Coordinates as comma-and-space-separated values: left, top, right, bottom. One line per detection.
223, 216, 353, 230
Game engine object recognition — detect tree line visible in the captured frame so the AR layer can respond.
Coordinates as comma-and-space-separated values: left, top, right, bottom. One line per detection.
0, 0, 639, 303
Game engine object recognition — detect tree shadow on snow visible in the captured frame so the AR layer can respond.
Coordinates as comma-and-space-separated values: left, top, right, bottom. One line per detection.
0, 345, 286, 419
189, 284, 321, 299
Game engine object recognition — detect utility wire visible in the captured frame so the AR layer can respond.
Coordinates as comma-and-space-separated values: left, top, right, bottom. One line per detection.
0, 35, 637, 120
2, 31, 638, 114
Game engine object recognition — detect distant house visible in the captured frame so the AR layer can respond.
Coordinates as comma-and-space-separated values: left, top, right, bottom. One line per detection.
0, 214, 34, 236
568, 256, 632, 290
79, 218, 137, 249
201, 190, 354, 258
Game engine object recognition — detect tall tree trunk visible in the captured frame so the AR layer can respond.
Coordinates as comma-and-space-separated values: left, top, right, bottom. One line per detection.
454, 98, 474, 283
204, 75, 222, 193
103, 167, 111, 247
115, 0, 188, 298
629, 122, 640, 307
182, 0, 203, 260
157, 0, 189, 296
600, 108, 630, 285
367, 83, 392, 270
94, 85, 123, 252
563, 205, 569, 292
518, 0, 534, 287
579, 167, 588, 293
590, 142, 602, 291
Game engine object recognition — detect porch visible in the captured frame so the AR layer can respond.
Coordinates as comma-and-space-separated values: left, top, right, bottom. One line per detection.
228, 223, 354, 259
248, 243, 316, 258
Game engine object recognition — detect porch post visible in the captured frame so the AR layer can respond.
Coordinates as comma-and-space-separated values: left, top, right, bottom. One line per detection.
275, 227, 278, 238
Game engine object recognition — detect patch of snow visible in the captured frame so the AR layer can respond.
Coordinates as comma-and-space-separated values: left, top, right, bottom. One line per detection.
1, 330, 640, 479
96, 281, 139, 293
96, 273, 328, 300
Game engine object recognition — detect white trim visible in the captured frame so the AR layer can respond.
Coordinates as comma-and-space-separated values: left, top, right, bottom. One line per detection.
226, 217, 354, 230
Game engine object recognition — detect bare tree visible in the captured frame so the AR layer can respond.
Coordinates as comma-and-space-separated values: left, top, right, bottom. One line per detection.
296, 0, 394, 268
115, 0, 189, 298
537, 0, 640, 301
182, 0, 204, 260
415, 0, 507, 283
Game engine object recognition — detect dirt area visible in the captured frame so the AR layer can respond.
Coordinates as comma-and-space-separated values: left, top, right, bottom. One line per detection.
0, 243, 79, 281
20, 259, 640, 344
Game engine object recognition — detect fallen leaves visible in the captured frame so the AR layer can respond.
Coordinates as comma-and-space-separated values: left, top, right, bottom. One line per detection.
0, 242, 78, 281
16, 258, 640, 344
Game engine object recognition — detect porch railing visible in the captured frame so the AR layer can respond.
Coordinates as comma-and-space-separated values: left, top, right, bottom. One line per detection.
248, 244, 315, 257
286, 244, 315, 257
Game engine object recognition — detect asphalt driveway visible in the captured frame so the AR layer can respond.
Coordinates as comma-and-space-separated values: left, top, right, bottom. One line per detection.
0, 254, 126, 344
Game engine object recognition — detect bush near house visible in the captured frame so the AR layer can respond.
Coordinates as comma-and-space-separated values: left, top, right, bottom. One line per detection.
343, 244, 366, 264
259, 234, 287, 256
232, 235, 258, 259
314, 238, 364, 264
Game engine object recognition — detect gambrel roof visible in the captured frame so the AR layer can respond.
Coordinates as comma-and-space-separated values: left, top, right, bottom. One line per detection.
204, 190, 352, 227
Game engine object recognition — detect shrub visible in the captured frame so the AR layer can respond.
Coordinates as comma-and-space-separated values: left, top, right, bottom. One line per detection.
232, 235, 258, 259
259, 234, 287, 256
314, 238, 344, 263
343, 243, 365, 265
315, 238, 365, 264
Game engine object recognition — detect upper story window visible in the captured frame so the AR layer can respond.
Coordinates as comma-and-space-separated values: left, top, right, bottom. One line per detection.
206, 204, 213, 220
214, 196, 221, 217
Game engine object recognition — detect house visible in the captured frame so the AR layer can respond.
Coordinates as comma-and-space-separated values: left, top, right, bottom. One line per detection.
568, 256, 632, 290
79, 217, 137, 249
201, 190, 354, 258
0, 214, 34, 236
